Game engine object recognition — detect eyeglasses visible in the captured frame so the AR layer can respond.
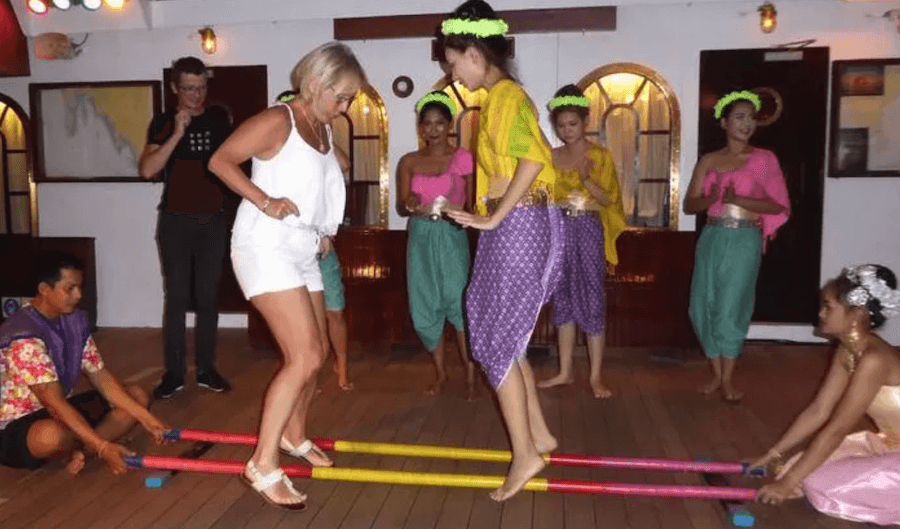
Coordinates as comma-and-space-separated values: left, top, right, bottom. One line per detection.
178, 84, 208, 93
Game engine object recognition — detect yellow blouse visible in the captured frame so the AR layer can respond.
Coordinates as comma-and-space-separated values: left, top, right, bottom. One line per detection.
475, 80, 556, 215
554, 145, 628, 265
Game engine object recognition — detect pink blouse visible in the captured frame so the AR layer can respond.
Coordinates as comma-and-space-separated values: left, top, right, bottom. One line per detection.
410, 148, 472, 208
703, 148, 790, 246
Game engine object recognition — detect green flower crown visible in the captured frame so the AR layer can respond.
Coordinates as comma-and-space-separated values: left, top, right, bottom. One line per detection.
441, 17, 509, 38
714, 90, 761, 119
416, 92, 457, 116
548, 95, 590, 111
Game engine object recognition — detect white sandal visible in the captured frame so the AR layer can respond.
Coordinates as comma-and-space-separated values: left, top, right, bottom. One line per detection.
280, 437, 333, 466
240, 460, 306, 511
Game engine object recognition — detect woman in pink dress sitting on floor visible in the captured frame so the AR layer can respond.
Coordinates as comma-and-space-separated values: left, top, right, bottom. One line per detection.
751, 264, 900, 525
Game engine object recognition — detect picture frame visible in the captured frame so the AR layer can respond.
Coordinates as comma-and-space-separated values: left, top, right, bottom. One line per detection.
29, 81, 162, 182
829, 59, 900, 178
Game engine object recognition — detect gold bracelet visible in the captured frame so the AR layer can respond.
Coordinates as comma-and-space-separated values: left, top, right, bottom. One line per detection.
97, 440, 110, 458
259, 197, 271, 212
767, 447, 783, 460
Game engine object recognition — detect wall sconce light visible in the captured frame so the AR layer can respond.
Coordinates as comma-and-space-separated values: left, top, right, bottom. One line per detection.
198, 27, 217, 55
104, 0, 126, 9
758, 2, 777, 33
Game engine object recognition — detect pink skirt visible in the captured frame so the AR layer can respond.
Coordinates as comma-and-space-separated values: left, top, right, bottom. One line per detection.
779, 431, 900, 525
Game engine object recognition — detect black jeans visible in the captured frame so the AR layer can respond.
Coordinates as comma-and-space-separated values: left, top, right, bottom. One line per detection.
157, 211, 229, 378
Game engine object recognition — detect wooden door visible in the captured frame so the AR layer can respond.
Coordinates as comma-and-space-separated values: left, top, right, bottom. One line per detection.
698, 47, 828, 324
163, 64, 268, 313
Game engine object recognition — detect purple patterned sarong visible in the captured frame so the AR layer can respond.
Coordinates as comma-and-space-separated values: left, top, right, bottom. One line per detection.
551, 215, 607, 334
465, 206, 564, 388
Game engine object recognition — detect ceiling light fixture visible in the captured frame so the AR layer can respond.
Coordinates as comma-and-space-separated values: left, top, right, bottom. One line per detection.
27, 0, 50, 14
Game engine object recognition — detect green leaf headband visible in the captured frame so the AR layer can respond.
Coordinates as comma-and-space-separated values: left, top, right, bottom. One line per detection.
714, 90, 761, 119
441, 17, 509, 38
416, 92, 457, 116
548, 95, 590, 111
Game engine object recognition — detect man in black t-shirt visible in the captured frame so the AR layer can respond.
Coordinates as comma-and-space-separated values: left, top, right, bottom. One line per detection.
139, 57, 232, 399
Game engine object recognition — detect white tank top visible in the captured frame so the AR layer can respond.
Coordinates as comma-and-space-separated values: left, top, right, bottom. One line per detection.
232, 103, 345, 248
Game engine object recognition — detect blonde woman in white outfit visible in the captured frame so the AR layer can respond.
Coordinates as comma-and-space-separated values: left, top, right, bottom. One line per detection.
209, 42, 366, 510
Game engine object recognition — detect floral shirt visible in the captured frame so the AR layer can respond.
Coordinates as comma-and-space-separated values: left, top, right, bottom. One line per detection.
0, 336, 104, 429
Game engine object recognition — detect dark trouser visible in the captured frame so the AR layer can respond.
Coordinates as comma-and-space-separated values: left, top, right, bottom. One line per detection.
0, 390, 111, 469
157, 211, 229, 378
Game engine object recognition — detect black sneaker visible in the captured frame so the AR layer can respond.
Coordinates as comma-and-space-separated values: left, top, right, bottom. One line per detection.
196, 369, 231, 393
153, 373, 185, 400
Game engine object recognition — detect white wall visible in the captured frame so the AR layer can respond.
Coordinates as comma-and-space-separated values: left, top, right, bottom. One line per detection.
2, 0, 899, 344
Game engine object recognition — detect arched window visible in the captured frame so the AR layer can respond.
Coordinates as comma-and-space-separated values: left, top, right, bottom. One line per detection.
577, 64, 681, 229
428, 80, 486, 152
0, 95, 35, 235
332, 84, 389, 227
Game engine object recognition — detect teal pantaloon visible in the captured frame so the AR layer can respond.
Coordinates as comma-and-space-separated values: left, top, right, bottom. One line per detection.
689, 226, 762, 359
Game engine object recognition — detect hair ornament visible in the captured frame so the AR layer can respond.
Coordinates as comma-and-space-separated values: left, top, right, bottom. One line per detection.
278, 92, 296, 103
714, 90, 761, 119
549, 95, 590, 111
441, 17, 509, 38
843, 265, 900, 319
416, 92, 457, 116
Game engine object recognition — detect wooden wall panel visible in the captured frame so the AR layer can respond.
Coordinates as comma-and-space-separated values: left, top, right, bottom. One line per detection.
249, 227, 698, 353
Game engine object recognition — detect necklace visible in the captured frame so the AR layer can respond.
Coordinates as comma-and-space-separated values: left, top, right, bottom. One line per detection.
297, 102, 326, 152
840, 323, 868, 374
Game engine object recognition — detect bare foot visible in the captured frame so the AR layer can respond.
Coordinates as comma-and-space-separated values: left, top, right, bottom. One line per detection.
722, 385, 744, 403
338, 380, 354, 391
590, 379, 612, 399
490, 453, 546, 502
65, 450, 86, 476
698, 378, 721, 395
465, 383, 478, 402
425, 376, 447, 396
537, 374, 574, 389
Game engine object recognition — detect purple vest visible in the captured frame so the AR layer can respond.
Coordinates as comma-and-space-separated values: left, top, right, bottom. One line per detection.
0, 306, 90, 396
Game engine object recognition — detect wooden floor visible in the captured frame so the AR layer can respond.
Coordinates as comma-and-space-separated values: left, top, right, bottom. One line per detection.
0, 329, 873, 529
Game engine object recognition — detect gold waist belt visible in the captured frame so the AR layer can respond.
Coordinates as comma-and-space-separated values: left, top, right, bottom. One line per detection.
484, 190, 555, 216
564, 207, 601, 222
707, 216, 760, 230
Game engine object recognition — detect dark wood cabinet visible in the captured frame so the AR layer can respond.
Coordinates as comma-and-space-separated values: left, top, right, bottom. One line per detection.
0, 235, 97, 328
248, 227, 698, 353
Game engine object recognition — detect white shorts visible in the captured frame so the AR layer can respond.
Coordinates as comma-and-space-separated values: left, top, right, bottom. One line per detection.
231, 232, 323, 299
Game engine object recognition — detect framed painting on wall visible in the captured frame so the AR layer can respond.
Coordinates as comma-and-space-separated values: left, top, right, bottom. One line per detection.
829, 59, 900, 178
29, 81, 162, 182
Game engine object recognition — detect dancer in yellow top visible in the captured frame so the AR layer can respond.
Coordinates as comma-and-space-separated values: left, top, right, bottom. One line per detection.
442, 0, 564, 502
538, 84, 627, 399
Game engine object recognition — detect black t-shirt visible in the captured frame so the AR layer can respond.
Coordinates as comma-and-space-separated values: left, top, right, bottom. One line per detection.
147, 106, 231, 215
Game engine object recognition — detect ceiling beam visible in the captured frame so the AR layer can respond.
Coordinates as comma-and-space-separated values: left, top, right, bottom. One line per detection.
334, 6, 616, 40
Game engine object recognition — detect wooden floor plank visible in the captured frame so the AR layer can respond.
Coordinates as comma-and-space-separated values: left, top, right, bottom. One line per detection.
0, 331, 872, 529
